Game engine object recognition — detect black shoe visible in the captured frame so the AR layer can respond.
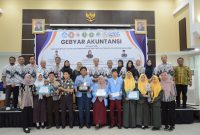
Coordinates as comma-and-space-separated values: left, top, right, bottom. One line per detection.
36, 126, 40, 129
152, 127, 160, 131
69, 125, 73, 128
23, 128, 30, 133
56, 125, 60, 129
168, 126, 175, 131
46, 125, 52, 129
123, 126, 128, 129
86, 125, 91, 129
117, 125, 122, 129
109, 125, 114, 128
183, 105, 187, 108
79, 125, 83, 129
144, 126, 149, 129
141, 125, 145, 129
62, 125, 66, 129
41, 125, 45, 129
164, 125, 169, 130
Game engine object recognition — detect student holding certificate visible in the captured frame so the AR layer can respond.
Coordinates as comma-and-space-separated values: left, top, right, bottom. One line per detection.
108, 69, 123, 129
33, 73, 48, 129
136, 74, 150, 129
92, 75, 108, 129
74, 67, 93, 129
150, 75, 163, 131
58, 71, 74, 129
122, 71, 138, 128
46, 72, 61, 129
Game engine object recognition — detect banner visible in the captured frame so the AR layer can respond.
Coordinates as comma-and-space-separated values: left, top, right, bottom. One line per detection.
35, 29, 147, 69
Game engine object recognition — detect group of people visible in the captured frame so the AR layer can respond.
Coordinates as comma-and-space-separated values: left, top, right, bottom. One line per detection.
1, 55, 192, 133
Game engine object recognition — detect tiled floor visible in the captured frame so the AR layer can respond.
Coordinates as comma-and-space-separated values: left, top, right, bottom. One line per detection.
0, 123, 200, 135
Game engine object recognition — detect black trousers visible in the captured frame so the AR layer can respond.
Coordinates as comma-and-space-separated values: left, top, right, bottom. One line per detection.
5, 85, 19, 108
46, 97, 59, 126
161, 101, 176, 127
22, 107, 33, 128
60, 94, 74, 126
176, 84, 188, 107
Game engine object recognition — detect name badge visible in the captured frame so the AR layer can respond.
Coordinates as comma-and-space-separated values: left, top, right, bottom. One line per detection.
111, 92, 120, 97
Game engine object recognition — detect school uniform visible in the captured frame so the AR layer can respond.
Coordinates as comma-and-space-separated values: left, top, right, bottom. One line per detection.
74, 75, 93, 127
107, 77, 123, 127
60, 79, 74, 127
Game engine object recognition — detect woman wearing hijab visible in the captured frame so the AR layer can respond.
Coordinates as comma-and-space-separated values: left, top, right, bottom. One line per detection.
126, 60, 139, 81
20, 74, 34, 133
61, 60, 73, 78
160, 72, 176, 131
136, 74, 150, 129
145, 59, 155, 80
33, 73, 47, 129
150, 75, 163, 130
116, 60, 126, 79
122, 71, 137, 128
92, 75, 108, 129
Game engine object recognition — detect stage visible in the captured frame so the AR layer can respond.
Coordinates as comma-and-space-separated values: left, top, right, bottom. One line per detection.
0, 105, 199, 127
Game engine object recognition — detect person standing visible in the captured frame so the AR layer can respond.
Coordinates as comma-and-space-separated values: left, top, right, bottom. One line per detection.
116, 60, 126, 79
46, 72, 61, 129
126, 60, 139, 81
92, 76, 108, 128
161, 72, 176, 131
135, 59, 145, 75
174, 57, 192, 108
20, 74, 34, 133
89, 58, 104, 83
155, 55, 174, 77
122, 71, 137, 128
59, 71, 74, 129
2, 56, 17, 110
74, 67, 93, 128
145, 59, 155, 80
25, 56, 38, 82
72, 62, 82, 81
136, 74, 150, 129
108, 69, 123, 129
50, 56, 62, 82
33, 73, 47, 129
150, 75, 163, 131
61, 60, 73, 78
37, 60, 49, 80
103, 60, 114, 79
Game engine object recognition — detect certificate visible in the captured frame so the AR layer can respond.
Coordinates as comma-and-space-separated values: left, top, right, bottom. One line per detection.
96, 89, 106, 97
127, 91, 139, 100
111, 92, 120, 97
39, 86, 50, 94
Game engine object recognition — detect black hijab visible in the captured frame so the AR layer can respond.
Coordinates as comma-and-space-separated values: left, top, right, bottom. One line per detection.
126, 60, 139, 79
117, 60, 123, 75
145, 59, 154, 79
61, 60, 73, 77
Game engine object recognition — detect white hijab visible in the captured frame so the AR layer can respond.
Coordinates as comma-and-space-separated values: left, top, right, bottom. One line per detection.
34, 73, 44, 87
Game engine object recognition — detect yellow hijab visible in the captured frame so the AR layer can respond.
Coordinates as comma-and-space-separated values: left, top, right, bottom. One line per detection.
150, 75, 162, 100
124, 71, 135, 92
138, 74, 149, 95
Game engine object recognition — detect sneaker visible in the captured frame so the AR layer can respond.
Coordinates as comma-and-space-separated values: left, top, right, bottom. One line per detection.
6, 107, 11, 111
